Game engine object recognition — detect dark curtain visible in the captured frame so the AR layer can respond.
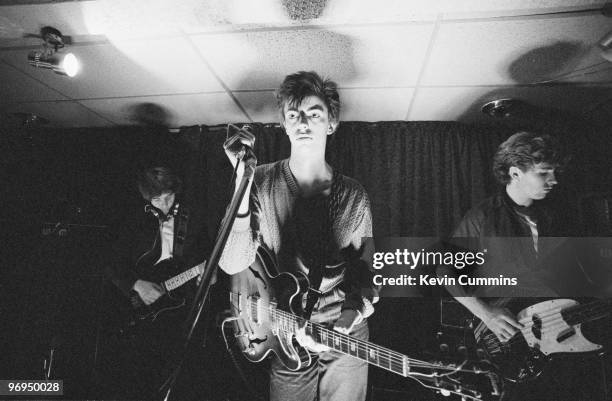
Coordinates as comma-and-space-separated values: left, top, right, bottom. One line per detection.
328, 122, 510, 237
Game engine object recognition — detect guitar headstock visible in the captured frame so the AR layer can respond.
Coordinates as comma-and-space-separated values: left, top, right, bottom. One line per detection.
409, 358, 502, 401
411, 370, 502, 401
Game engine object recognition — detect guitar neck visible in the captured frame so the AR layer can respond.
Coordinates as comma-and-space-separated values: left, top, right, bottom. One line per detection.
246, 298, 410, 377
164, 262, 204, 291
309, 320, 409, 376
565, 299, 612, 326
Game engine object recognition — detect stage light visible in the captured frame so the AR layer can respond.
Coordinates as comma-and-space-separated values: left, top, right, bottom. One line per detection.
28, 51, 80, 77
27, 26, 80, 77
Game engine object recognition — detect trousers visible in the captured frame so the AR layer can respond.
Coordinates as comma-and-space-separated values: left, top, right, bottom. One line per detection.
269, 319, 369, 401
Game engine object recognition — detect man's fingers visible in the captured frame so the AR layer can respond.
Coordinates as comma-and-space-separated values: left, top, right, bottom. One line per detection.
500, 320, 519, 335
334, 326, 350, 335
295, 325, 329, 352
224, 133, 255, 152
503, 317, 524, 330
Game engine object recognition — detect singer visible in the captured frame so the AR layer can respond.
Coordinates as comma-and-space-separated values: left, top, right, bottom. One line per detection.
220, 71, 378, 401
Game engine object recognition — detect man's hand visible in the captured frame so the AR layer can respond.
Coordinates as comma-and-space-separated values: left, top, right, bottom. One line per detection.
132, 279, 164, 305
333, 309, 360, 334
295, 309, 361, 352
223, 127, 256, 178
295, 321, 330, 353
480, 304, 523, 343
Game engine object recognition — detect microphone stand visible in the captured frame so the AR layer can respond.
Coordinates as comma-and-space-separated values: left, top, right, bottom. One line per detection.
161, 151, 257, 401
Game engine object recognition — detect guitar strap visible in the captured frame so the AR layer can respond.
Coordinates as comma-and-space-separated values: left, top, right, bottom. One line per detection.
301, 173, 342, 320
173, 204, 189, 261
304, 261, 323, 320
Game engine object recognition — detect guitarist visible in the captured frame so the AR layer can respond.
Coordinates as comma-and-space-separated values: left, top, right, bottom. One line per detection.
106, 162, 211, 399
220, 71, 378, 401
442, 132, 606, 400
446, 132, 566, 341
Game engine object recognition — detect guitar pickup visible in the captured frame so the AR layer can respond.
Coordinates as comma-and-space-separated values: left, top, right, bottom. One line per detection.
557, 327, 576, 343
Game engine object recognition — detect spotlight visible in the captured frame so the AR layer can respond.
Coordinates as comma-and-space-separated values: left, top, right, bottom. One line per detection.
27, 26, 79, 77
28, 51, 79, 77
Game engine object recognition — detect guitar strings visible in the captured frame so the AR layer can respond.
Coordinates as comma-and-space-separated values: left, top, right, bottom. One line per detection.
246, 293, 498, 373
480, 301, 610, 348
236, 289, 609, 363
232, 293, 487, 399
242, 294, 431, 370
238, 292, 481, 372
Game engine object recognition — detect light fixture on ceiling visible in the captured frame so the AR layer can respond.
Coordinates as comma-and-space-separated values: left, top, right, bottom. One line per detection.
481, 98, 521, 118
27, 26, 80, 77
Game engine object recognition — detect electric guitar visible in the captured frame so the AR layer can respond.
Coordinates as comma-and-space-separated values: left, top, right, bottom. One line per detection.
225, 247, 502, 400
471, 298, 611, 382
129, 258, 207, 322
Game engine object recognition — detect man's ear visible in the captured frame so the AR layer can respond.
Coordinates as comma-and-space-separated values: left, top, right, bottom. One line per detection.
279, 115, 287, 133
508, 166, 522, 180
327, 121, 339, 135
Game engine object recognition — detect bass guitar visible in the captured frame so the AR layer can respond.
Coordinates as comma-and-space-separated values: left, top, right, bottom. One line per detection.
224, 247, 502, 400
470, 298, 611, 382
129, 258, 207, 322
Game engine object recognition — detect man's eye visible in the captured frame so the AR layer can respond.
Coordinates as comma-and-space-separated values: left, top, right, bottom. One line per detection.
286, 113, 298, 120
310, 113, 321, 119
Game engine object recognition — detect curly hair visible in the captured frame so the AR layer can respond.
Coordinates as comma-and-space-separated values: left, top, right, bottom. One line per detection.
492, 131, 563, 185
137, 166, 182, 201
275, 71, 340, 124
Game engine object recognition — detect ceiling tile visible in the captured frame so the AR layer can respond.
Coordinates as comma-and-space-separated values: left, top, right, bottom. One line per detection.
232, 91, 277, 123
339, 88, 415, 121
191, 24, 434, 90
440, 0, 609, 19
408, 87, 493, 121
79, 92, 248, 126
0, 2, 92, 41
0, 60, 68, 103
422, 14, 612, 86
1, 39, 223, 100
0, 100, 113, 127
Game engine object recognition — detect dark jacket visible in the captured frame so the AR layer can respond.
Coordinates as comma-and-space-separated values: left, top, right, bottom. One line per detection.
451, 191, 576, 296
106, 197, 210, 297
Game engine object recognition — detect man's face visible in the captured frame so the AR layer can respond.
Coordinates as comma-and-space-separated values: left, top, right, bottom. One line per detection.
149, 191, 175, 215
282, 95, 336, 150
514, 162, 558, 201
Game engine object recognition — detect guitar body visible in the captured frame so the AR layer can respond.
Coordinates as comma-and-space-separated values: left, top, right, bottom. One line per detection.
474, 298, 607, 382
228, 249, 503, 400
129, 258, 189, 322
230, 247, 311, 371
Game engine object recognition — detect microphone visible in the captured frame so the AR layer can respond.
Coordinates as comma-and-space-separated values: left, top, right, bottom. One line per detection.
224, 124, 257, 168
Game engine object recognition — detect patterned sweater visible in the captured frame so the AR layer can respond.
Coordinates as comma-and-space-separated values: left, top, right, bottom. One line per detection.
220, 159, 378, 319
